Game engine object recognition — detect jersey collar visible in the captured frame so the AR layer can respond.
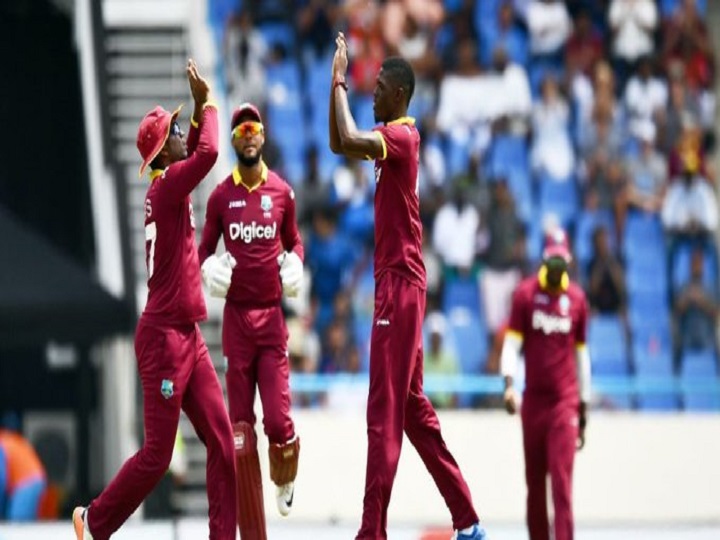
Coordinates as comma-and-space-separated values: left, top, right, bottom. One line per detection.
232, 161, 269, 191
537, 266, 569, 292
149, 168, 166, 181
386, 116, 415, 126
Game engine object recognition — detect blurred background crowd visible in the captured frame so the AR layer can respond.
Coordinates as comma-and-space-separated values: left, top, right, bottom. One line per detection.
205, 0, 719, 411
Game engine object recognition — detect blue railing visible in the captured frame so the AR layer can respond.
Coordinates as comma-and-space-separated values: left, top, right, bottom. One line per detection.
289, 374, 720, 398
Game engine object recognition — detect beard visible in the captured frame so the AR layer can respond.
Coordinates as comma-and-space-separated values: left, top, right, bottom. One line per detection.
236, 149, 262, 167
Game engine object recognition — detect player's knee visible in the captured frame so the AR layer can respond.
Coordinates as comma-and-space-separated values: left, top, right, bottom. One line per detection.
262, 416, 290, 443
139, 438, 175, 475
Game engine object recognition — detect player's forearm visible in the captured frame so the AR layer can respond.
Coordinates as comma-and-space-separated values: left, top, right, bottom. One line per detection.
186, 100, 205, 154
500, 332, 522, 386
333, 86, 360, 150
577, 344, 591, 404
329, 84, 343, 153
173, 105, 219, 196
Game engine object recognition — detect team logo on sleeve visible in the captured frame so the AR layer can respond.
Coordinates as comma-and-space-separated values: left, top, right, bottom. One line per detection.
160, 379, 174, 399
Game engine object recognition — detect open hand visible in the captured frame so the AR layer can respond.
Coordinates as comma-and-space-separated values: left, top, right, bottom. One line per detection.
332, 32, 349, 78
187, 58, 210, 105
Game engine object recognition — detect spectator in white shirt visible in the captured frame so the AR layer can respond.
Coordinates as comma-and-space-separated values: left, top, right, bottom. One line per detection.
662, 152, 718, 237
531, 75, 575, 180
432, 181, 480, 273
526, 0, 571, 56
624, 55, 668, 125
436, 39, 505, 165
609, 0, 658, 89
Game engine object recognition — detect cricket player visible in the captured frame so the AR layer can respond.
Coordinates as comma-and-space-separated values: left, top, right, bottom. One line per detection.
72, 59, 237, 540
328, 33, 487, 540
501, 228, 591, 540
198, 102, 303, 540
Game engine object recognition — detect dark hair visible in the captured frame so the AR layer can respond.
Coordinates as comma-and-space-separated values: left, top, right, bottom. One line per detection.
381, 56, 415, 106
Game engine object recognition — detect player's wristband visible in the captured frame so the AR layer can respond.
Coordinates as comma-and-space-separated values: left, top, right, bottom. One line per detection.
333, 77, 348, 92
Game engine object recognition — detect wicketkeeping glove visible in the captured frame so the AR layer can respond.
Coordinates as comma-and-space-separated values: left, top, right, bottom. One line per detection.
277, 251, 303, 298
201, 252, 236, 298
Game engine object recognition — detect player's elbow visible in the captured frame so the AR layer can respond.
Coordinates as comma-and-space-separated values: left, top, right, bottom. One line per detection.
329, 140, 342, 154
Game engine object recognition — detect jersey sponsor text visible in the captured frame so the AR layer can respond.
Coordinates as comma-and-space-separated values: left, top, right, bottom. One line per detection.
531, 310, 572, 335
228, 221, 277, 243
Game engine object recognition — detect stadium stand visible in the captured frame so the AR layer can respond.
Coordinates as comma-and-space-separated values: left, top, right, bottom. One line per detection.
212, 0, 720, 411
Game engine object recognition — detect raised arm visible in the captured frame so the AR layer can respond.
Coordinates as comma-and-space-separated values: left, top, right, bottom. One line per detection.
330, 32, 384, 160
157, 60, 219, 203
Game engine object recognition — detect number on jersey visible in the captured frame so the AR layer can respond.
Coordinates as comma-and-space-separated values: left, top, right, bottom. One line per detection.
145, 222, 157, 279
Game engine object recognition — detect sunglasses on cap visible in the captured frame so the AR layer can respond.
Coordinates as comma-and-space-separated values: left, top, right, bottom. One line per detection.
169, 121, 182, 138
232, 121, 264, 139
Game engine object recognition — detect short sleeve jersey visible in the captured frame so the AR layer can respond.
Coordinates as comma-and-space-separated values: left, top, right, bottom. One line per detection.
198, 163, 304, 306
507, 276, 589, 402
372, 117, 426, 288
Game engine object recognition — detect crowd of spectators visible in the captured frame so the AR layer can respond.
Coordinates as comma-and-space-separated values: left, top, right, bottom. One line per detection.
210, 0, 719, 410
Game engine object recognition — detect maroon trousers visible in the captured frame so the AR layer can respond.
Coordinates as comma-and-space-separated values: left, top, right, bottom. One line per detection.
356, 273, 479, 540
521, 396, 578, 540
87, 319, 236, 540
222, 303, 295, 444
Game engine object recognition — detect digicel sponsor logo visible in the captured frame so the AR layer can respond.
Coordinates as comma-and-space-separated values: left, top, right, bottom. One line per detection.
229, 221, 277, 243
531, 310, 571, 335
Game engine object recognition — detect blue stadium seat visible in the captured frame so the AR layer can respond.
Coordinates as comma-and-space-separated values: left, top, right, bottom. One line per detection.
442, 275, 482, 318
589, 315, 628, 375
352, 94, 377, 131
574, 210, 615, 281
589, 315, 631, 409
626, 265, 668, 298
681, 349, 720, 411
623, 212, 664, 261
671, 242, 718, 294
446, 307, 488, 407
258, 21, 295, 51
634, 349, 679, 411
538, 173, 579, 229
660, 0, 706, 17
486, 135, 529, 174
306, 54, 342, 181
266, 59, 306, 184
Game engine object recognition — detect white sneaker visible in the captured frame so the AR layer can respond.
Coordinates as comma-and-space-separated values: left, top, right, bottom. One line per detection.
276, 481, 294, 517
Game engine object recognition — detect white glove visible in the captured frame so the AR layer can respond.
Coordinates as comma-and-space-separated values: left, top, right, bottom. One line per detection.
201, 253, 236, 298
277, 251, 303, 298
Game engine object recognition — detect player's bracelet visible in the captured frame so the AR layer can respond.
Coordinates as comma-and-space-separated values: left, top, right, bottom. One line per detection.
333, 77, 348, 92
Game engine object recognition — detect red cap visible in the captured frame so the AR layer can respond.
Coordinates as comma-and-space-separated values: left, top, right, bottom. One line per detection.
542, 228, 572, 262
230, 102, 262, 129
136, 104, 182, 177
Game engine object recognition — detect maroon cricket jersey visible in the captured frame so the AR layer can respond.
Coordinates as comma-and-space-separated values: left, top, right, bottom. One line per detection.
508, 275, 588, 402
198, 162, 304, 306
141, 105, 219, 326
372, 117, 426, 288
